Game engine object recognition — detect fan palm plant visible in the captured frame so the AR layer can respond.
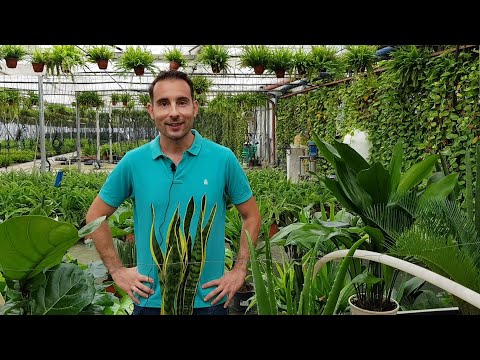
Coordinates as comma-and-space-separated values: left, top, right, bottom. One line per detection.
312, 134, 458, 312
389, 145, 480, 314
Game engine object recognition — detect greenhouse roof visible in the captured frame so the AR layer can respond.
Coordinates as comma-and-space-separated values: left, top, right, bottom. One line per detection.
0, 45, 343, 107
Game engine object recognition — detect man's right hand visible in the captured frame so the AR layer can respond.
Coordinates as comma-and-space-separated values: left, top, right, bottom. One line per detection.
110, 266, 155, 304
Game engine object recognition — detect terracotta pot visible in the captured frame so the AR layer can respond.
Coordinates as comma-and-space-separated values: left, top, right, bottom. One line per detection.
253, 65, 265, 75
269, 221, 279, 238
125, 234, 135, 243
134, 66, 145, 76
111, 101, 117, 106
211, 64, 221, 74
32, 62, 45, 73
348, 294, 399, 315
169, 61, 180, 70
96, 59, 108, 70
5, 57, 18, 68
274, 69, 286, 78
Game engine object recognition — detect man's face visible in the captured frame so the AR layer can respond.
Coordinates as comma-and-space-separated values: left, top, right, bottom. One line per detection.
147, 78, 198, 141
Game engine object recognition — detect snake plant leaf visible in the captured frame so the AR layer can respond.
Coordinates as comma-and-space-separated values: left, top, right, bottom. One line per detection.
30, 262, 95, 315
181, 196, 217, 314
163, 207, 183, 314
184, 197, 195, 248
0, 215, 100, 281
150, 204, 164, 269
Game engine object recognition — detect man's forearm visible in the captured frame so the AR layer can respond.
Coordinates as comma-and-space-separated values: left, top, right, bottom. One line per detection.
233, 217, 260, 272
86, 215, 123, 275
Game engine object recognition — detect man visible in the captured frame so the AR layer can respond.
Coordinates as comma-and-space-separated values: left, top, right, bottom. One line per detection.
85, 70, 261, 315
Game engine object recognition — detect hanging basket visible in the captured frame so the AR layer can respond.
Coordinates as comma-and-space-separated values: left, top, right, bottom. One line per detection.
253, 65, 265, 75
274, 69, 286, 78
32, 62, 45, 73
134, 66, 145, 76
5, 57, 18, 69
169, 61, 180, 70
96, 59, 109, 70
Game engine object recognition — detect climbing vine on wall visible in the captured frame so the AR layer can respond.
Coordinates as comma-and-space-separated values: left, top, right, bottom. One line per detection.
276, 47, 479, 203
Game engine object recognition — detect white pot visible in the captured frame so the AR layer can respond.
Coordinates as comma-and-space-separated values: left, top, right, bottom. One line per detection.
348, 294, 399, 315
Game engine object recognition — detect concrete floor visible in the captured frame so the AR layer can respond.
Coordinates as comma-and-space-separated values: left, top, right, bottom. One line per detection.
68, 240, 101, 265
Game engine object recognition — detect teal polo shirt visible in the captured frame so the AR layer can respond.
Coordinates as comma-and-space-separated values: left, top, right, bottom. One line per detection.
99, 129, 253, 309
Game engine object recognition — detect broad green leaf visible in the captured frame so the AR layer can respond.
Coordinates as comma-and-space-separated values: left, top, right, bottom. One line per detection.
419, 173, 458, 203
31, 263, 95, 315
312, 133, 339, 164
397, 154, 439, 194
333, 141, 370, 174
0, 215, 80, 281
389, 140, 403, 192
357, 162, 391, 204
335, 159, 373, 210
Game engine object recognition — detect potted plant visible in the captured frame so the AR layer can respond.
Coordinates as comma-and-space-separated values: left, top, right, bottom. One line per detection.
120, 93, 132, 107
30, 47, 50, 73
309, 45, 343, 80
45, 45, 86, 76
138, 93, 150, 107
0, 45, 28, 69
266, 47, 293, 78
191, 75, 213, 95
117, 46, 157, 76
341, 45, 378, 75
312, 134, 457, 314
239, 45, 271, 75
150, 195, 217, 314
85, 45, 115, 70
196, 45, 231, 74
111, 93, 121, 106
292, 48, 312, 77
164, 46, 188, 70
76, 91, 104, 108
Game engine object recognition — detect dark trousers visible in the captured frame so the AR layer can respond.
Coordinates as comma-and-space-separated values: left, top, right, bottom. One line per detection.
132, 303, 229, 315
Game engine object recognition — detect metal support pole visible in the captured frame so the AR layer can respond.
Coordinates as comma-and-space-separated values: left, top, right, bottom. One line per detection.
76, 99, 81, 172
38, 74, 46, 172
96, 109, 100, 163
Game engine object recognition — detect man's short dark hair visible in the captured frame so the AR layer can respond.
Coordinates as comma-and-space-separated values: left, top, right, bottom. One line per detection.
148, 70, 195, 102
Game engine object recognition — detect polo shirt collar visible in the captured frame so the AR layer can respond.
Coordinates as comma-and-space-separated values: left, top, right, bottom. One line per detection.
150, 129, 203, 160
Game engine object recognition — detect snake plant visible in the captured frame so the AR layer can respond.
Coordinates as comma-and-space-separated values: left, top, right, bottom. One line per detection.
150, 195, 217, 315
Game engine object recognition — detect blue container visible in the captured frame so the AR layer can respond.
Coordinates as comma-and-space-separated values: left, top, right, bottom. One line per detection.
54, 170, 64, 187
308, 141, 318, 157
